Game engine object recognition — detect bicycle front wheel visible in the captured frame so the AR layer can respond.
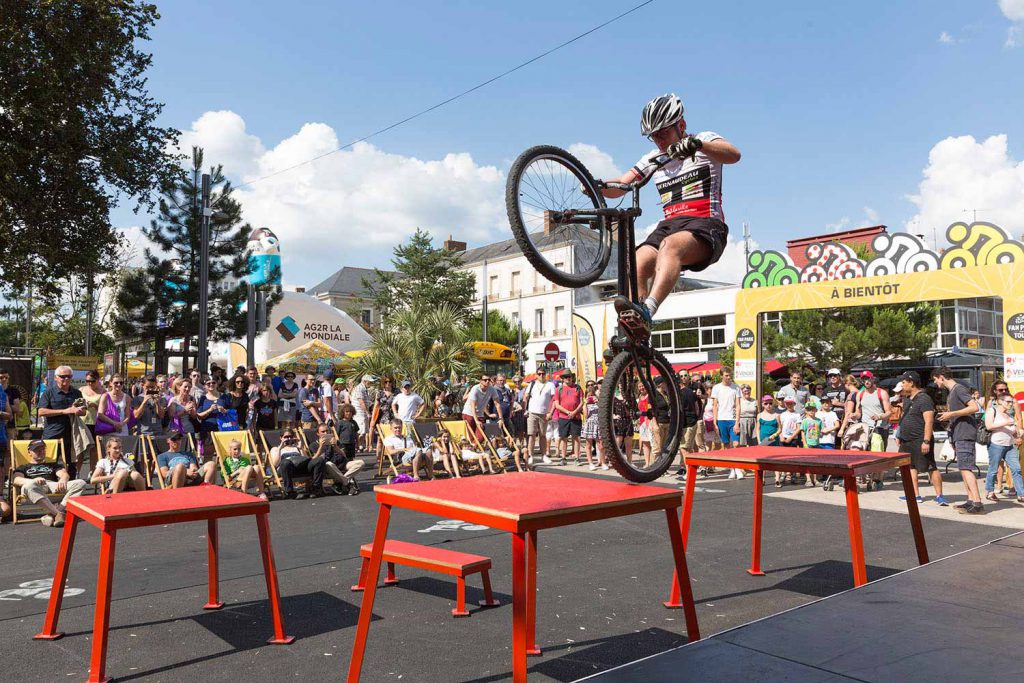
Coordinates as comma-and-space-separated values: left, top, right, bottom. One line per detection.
505, 145, 612, 288
598, 348, 681, 482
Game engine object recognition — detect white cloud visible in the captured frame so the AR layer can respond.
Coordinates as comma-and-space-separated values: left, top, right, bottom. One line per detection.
863, 206, 881, 223
999, 0, 1024, 21
699, 235, 756, 285
1008, 25, 1022, 47
167, 111, 508, 287
824, 206, 879, 234
938, 31, 956, 44
825, 217, 851, 233
176, 111, 265, 177
905, 134, 1024, 242
567, 143, 623, 180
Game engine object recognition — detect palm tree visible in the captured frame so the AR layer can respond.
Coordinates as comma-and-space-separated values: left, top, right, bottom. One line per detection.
347, 304, 481, 400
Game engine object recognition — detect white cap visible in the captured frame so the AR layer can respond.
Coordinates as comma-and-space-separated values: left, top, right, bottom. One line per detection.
827, 368, 841, 376
893, 381, 904, 393
361, 374, 376, 383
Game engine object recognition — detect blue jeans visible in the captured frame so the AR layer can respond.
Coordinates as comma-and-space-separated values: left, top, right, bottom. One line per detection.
985, 444, 1024, 494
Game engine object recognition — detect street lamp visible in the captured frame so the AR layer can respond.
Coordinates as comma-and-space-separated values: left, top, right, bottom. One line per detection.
196, 172, 229, 373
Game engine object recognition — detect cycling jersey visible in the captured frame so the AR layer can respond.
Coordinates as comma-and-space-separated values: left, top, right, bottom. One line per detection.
632, 131, 724, 221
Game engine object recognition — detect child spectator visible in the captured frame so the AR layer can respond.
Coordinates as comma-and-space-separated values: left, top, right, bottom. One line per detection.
90, 439, 146, 494
336, 404, 361, 459
818, 399, 840, 450
432, 430, 461, 478
224, 438, 268, 500
459, 437, 497, 474
799, 404, 823, 487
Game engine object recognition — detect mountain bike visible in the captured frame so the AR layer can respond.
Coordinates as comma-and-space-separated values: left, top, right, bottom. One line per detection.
505, 145, 681, 482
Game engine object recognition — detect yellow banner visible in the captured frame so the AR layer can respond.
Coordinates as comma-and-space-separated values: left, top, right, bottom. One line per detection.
572, 313, 597, 383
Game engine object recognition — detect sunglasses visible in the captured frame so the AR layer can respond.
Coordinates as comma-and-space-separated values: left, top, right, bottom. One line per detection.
113, 381, 123, 386
57, 374, 72, 379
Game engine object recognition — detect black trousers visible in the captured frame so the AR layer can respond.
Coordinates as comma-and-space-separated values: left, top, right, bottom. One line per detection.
277, 456, 325, 491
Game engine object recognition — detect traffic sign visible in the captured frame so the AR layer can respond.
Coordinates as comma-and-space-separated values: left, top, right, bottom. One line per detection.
544, 342, 560, 361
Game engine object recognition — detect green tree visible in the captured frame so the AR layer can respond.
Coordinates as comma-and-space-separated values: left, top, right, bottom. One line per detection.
363, 228, 476, 323
765, 304, 938, 373
347, 304, 480, 403
115, 148, 277, 351
0, 1, 179, 294
465, 309, 531, 348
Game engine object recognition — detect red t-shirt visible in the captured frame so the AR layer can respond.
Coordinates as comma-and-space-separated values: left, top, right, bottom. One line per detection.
552, 384, 583, 420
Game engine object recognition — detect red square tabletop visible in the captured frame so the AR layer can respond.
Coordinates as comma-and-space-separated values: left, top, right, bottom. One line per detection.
663, 446, 929, 609
35, 487, 294, 683
347, 472, 700, 683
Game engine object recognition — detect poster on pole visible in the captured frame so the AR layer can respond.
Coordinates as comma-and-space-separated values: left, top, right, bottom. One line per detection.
572, 313, 598, 383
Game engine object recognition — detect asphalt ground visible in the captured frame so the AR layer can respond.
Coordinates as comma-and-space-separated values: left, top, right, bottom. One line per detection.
0, 462, 1014, 683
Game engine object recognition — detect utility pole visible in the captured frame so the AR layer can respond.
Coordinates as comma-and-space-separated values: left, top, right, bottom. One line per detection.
963, 208, 990, 224
246, 284, 256, 366
481, 259, 489, 342
84, 273, 94, 356
197, 173, 212, 373
742, 222, 751, 266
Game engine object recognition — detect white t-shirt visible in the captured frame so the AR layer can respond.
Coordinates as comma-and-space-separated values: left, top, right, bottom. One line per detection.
632, 131, 726, 221
819, 411, 840, 445
525, 380, 557, 414
462, 384, 497, 417
711, 383, 740, 421
384, 434, 414, 452
94, 457, 134, 476
779, 411, 802, 440
393, 392, 425, 422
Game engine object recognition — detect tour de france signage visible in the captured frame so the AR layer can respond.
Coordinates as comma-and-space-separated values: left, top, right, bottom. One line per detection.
732, 221, 1024, 391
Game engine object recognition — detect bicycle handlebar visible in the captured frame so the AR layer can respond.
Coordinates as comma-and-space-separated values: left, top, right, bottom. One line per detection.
596, 153, 672, 194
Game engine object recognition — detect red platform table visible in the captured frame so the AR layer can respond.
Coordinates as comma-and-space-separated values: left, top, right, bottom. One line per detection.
34, 486, 295, 683
664, 446, 930, 608
346, 471, 701, 683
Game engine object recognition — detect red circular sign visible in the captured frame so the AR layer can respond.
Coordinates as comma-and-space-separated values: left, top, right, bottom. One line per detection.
1015, 391, 1024, 408
544, 342, 560, 361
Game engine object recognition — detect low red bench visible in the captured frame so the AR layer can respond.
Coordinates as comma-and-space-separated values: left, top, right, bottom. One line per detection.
351, 540, 500, 617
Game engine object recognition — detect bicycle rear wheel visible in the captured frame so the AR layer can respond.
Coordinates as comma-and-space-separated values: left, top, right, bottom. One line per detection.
598, 348, 681, 482
506, 145, 612, 288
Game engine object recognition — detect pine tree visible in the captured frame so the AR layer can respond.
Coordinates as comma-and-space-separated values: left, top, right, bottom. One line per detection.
362, 228, 476, 324
115, 147, 261, 354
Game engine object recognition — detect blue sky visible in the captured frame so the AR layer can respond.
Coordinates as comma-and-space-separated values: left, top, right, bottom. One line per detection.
114, 0, 1024, 286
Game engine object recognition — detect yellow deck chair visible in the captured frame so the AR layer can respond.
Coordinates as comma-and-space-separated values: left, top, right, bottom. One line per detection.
377, 423, 419, 479
254, 429, 288, 493
211, 431, 273, 493
143, 432, 198, 490
440, 420, 489, 474
8, 439, 68, 524
94, 434, 147, 493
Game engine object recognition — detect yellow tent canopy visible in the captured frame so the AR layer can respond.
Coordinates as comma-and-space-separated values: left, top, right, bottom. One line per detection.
259, 339, 350, 375
124, 358, 154, 378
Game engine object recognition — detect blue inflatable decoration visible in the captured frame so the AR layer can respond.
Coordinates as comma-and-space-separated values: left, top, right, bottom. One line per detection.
247, 227, 282, 286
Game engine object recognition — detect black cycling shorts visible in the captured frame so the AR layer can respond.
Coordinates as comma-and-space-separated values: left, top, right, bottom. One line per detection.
639, 216, 728, 273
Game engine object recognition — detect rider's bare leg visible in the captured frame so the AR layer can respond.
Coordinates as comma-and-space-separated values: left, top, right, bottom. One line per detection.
647, 232, 712, 305
636, 245, 658, 300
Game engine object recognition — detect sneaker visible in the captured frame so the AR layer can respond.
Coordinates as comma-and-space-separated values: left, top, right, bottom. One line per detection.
804, 480, 814, 488
386, 476, 393, 485
775, 480, 783, 488
588, 464, 598, 471
600, 464, 610, 471
542, 456, 553, 465
41, 514, 55, 527
898, 495, 924, 503
348, 481, 360, 496
735, 470, 745, 480
873, 480, 884, 492
295, 491, 309, 500
613, 296, 652, 335
986, 492, 999, 502
960, 501, 985, 515
953, 500, 971, 510
527, 456, 534, 465
934, 495, 949, 506
257, 493, 270, 501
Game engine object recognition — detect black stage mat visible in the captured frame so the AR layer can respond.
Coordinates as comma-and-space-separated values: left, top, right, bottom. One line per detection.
579, 531, 1024, 682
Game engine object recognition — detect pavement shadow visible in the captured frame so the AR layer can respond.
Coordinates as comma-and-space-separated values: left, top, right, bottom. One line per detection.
382, 575, 511, 610
697, 560, 901, 604
459, 627, 687, 683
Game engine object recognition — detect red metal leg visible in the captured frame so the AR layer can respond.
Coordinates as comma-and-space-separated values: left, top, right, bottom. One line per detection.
384, 561, 399, 585
843, 476, 868, 587
747, 469, 766, 576
665, 468, 696, 608
350, 558, 369, 592
526, 530, 540, 656
511, 532, 527, 683
664, 507, 701, 640
204, 519, 224, 610
899, 464, 930, 565
256, 512, 295, 645
479, 569, 500, 607
86, 529, 117, 683
347, 504, 392, 683
35, 512, 79, 640
452, 576, 470, 617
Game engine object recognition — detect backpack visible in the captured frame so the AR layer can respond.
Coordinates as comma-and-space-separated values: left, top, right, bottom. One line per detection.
976, 407, 993, 446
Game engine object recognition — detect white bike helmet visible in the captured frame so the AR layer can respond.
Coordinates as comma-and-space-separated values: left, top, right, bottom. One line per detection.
640, 94, 684, 137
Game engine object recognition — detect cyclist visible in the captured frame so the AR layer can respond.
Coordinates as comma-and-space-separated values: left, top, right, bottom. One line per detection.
599, 93, 741, 333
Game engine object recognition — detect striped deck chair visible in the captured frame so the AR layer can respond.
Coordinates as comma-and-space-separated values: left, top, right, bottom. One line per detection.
93, 434, 147, 492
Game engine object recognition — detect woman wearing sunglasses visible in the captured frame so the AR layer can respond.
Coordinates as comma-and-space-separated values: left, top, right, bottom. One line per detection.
96, 375, 130, 436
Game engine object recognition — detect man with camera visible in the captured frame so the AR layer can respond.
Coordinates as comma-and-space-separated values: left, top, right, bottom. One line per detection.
313, 422, 365, 495
132, 375, 167, 435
